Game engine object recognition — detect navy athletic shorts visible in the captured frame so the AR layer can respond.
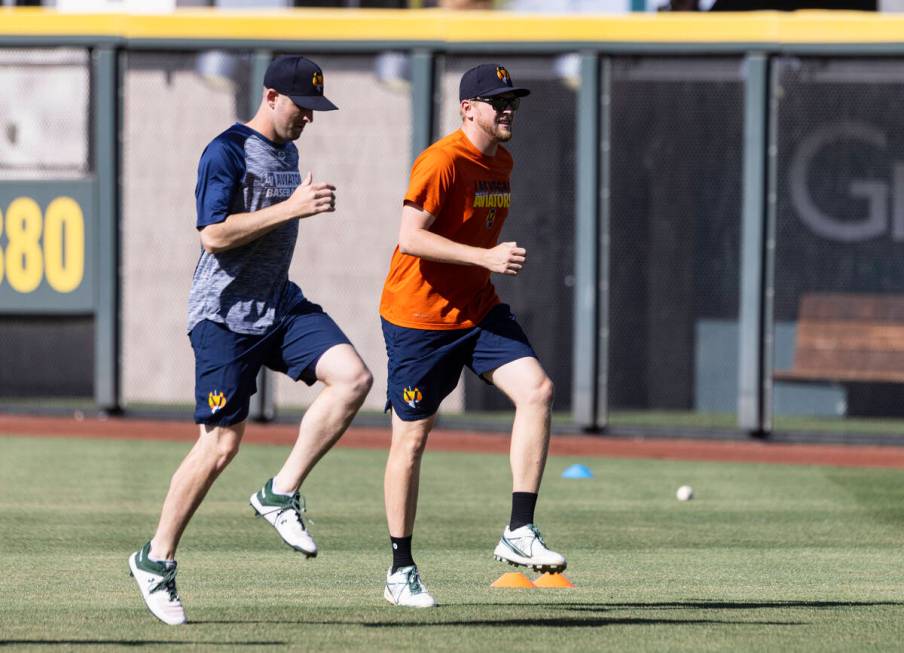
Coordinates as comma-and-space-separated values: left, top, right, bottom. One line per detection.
382, 303, 538, 422
190, 299, 351, 426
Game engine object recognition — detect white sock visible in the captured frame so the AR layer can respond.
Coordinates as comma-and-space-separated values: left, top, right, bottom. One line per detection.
147, 546, 174, 564
270, 478, 294, 496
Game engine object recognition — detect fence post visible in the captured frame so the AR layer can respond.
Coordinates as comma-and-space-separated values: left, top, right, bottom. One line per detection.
572, 52, 604, 431
738, 53, 770, 435
410, 49, 435, 163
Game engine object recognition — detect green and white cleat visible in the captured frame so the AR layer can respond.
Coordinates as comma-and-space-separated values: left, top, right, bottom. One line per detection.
128, 541, 187, 625
384, 565, 436, 608
494, 523, 567, 573
250, 478, 317, 557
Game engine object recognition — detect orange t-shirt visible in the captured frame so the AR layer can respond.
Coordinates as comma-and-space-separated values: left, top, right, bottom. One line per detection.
380, 129, 514, 330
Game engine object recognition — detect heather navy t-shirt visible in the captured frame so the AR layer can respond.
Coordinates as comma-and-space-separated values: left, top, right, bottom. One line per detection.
187, 123, 305, 335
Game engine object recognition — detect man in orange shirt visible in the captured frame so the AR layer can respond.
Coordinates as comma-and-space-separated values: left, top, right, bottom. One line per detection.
379, 63, 567, 608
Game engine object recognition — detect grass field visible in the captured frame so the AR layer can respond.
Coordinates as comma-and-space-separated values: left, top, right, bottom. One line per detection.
2, 434, 904, 652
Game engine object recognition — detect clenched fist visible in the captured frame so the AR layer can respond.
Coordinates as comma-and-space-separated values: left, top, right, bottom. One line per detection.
484, 241, 526, 275
286, 171, 336, 219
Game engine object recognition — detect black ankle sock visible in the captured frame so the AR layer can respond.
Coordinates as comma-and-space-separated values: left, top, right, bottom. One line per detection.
390, 535, 415, 572
509, 492, 538, 531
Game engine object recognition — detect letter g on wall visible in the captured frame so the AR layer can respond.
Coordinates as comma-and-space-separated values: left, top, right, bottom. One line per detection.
789, 121, 899, 243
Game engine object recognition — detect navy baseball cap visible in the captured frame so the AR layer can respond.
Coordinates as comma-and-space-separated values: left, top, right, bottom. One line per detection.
459, 63, 530, 101
264, 55, 338, 111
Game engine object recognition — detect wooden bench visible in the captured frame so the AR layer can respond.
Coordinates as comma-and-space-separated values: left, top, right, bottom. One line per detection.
774, 292, 904, 384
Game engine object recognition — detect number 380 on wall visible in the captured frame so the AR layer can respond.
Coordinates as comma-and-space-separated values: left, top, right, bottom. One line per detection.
0, 196, 84, 294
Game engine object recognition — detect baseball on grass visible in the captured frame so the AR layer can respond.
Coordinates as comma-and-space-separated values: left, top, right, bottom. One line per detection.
676, 485, 694, 501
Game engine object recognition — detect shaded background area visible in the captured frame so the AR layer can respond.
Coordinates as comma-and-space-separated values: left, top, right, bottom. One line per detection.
607, 57, 743, 426
772, 57, 904, 421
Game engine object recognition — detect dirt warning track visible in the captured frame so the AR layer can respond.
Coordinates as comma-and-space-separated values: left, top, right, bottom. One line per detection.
2, 413, 904, 469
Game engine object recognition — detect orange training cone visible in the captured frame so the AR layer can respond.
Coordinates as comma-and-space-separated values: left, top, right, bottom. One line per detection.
533, 573, 575, 588
491, 572, 535, 588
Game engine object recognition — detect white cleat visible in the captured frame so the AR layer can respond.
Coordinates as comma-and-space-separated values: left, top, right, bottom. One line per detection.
384, 565, 436, 608
494, 523, 567, 573
128, 542, 187, 625
250, 479, 317, 557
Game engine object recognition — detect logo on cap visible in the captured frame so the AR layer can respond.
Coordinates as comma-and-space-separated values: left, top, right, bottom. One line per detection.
312, 71, 324, 93
496, 66, 511, 83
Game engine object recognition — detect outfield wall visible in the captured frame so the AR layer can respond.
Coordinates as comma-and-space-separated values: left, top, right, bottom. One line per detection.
120, 53, 414, 414
3, 9, 904, 435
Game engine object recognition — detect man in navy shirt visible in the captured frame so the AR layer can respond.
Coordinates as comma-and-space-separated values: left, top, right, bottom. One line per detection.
128, 55, 373, 625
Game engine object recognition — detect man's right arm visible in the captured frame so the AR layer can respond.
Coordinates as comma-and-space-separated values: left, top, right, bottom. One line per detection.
398, 201, 526, 275
200, 172, 336, 254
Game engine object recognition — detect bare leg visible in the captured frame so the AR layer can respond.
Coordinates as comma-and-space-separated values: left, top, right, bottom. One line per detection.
150, 422, 245, 560
272, 343, 372, 492
384, 412, 435, 537
383, 412, 440, 608
484, 358, 565, 571
485, 357, 555, 492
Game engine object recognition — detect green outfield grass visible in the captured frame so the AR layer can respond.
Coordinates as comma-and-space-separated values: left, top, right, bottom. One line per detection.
1, 434, 904, 652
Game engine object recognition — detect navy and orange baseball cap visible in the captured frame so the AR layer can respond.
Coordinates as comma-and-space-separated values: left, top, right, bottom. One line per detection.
264, 55, 338, 111
459, 63, 531, 101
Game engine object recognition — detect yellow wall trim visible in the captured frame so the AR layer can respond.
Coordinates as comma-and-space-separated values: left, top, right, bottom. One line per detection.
0, 8, 902, 45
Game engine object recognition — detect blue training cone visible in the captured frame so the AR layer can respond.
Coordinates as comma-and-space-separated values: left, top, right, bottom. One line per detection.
561, 464, 593, 479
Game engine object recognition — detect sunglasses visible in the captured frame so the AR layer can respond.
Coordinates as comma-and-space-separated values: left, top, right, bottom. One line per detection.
471, 96, 521, 111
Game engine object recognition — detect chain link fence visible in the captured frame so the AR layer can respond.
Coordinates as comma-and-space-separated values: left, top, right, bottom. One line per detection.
771, 57, 904, 428
5, 43, 904, 434
607, 56, 744, 430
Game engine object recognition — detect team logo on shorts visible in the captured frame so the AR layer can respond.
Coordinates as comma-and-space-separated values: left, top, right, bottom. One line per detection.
496, 66, 511, 84
208, 390, 227, 414
402, 386, 423, 409
312, 71, 324, 93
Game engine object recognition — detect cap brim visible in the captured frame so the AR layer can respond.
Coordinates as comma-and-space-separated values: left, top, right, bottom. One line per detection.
289, 95, 339, 111
480, 86, 531, 98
